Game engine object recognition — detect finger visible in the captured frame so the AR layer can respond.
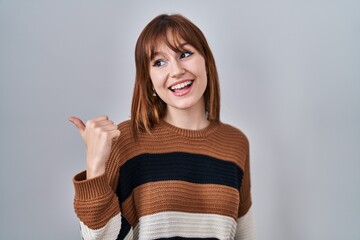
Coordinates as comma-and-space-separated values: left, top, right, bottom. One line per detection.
101, 124, 119, 131
109, 129, 121, 140
68, 116, 86, 132
86, 115, 109, 128
92, 115, 109, 122
96, 119, 115, 127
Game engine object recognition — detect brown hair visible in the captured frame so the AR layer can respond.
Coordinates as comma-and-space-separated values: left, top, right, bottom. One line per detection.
131, 14, 220, 136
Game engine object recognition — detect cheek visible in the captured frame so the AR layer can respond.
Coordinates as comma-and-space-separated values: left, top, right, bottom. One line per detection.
194, 55, 206, 71
149, 69, 166, 86
196, 59, 207, 81
149, 71, 159, 88
150, 75, 169, 97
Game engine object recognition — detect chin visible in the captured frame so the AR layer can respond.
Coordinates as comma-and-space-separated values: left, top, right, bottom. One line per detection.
171, 99, 204, 111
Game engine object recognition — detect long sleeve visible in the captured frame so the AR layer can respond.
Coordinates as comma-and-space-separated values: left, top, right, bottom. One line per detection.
73, 171, 121, 239
235, 207, 256, 239
73, 124, 124, 240
235, 143, 256, 239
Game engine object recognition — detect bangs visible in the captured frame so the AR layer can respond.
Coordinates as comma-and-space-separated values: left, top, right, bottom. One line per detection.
145, 26, 202, 61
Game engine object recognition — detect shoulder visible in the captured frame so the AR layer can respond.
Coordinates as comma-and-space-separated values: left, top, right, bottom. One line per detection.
208, 122, 250, 167
113, 119, 133, 147
109, 119, 138, 163
118, 119, 131, 131
117, 119, 134, 139
218, 122, 249, 146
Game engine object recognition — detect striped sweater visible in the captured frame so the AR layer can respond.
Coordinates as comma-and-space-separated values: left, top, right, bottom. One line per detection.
73, 120, 256, 240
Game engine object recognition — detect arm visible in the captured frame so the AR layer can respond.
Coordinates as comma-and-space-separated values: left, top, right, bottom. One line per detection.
235, 145, 256, 240
235, 207, 256, 240
73, 171, 121, 239
70, 116, 122, 239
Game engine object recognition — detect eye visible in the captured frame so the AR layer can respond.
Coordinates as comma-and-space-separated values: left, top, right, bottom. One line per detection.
180, 51, 193, 59
152, 59, 166, 67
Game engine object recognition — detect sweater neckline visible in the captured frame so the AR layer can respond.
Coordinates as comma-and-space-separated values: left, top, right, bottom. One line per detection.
158, 119, 220, 138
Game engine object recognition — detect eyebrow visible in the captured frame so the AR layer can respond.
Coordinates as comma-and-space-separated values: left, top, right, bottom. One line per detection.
178, 42, 189, 48
151, 42, 190, 60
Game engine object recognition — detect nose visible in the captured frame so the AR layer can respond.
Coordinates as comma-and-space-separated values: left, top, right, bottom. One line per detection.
170, 60, 185, 78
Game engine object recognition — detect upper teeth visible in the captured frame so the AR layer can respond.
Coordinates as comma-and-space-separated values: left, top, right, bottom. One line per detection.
170, 80, 192, 90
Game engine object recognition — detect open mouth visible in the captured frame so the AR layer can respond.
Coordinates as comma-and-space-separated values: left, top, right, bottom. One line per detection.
168, 80, 194, 92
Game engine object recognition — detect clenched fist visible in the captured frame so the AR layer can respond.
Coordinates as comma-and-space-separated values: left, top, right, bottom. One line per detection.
68, 115, 121, 179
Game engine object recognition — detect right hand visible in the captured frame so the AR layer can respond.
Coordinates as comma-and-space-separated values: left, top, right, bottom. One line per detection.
68, 115, 121, 179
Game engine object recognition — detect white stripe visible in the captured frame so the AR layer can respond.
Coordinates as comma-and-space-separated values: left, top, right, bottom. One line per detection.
235, 206, 256, 240
79, 213, 121, 240
133, 211, 237, 240
124, 228, 133, 240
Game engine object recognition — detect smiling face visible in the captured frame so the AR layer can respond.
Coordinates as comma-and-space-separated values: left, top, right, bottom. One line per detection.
149, 40, 208, 115
131, 14, 220, 134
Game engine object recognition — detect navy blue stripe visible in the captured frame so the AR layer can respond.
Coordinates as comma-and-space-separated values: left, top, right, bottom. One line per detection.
116, 216, 131, 240
116, 152, 243, 202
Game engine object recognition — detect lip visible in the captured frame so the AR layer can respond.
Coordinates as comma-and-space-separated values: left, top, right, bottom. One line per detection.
171, 83, 193, 96
168, 79, 194, 89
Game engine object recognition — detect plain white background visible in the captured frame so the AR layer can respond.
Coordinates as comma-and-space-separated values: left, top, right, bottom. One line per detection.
0, 0, 359, 239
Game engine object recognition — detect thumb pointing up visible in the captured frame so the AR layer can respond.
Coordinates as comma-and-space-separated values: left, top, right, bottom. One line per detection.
68, 116, 86, 142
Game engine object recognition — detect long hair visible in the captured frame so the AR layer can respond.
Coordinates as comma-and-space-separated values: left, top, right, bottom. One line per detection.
131, 14, 220, 136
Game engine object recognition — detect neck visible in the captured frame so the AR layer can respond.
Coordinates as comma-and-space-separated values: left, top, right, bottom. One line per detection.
163, 101, 210, 130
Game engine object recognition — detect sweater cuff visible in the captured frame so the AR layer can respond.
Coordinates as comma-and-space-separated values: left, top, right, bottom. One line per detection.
238, 196, 252, 218
73, 171, 113, 200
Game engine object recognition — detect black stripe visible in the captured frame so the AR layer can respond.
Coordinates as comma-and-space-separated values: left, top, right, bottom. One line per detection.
116, 216, 131, 240
116, 152, 243, 202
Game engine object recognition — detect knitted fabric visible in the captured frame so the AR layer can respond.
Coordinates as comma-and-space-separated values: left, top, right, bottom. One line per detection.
73, 120, 254, 240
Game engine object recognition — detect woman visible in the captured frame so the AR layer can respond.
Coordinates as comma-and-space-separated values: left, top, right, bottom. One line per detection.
69, 14, 256, 240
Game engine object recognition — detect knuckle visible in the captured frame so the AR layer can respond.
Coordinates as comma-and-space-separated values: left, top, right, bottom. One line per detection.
105, 119, 113, 125
86, 120, 97, 128
95, 127, 103, 133
100, 130, 109, 137
86, 120, 92, 126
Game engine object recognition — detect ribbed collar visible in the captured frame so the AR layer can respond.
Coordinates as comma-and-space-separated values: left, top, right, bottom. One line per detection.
158, 119, 221, 138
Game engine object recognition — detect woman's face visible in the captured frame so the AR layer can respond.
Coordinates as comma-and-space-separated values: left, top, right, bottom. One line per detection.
149, 39, 207, 114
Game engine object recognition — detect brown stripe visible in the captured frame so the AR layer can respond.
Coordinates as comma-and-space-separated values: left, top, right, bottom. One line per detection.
73, 171, 120, 229
238, 151, 252, 218
74, 193, 120, 229
121, 180, 239, 226
116, 121, 249, 172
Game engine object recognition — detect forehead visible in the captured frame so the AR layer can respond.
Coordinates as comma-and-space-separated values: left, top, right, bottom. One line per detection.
153, 42, 190, 54
147, 30, 193, 59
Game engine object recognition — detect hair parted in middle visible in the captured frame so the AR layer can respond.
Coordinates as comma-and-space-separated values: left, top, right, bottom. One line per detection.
131, 14, 220, 135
